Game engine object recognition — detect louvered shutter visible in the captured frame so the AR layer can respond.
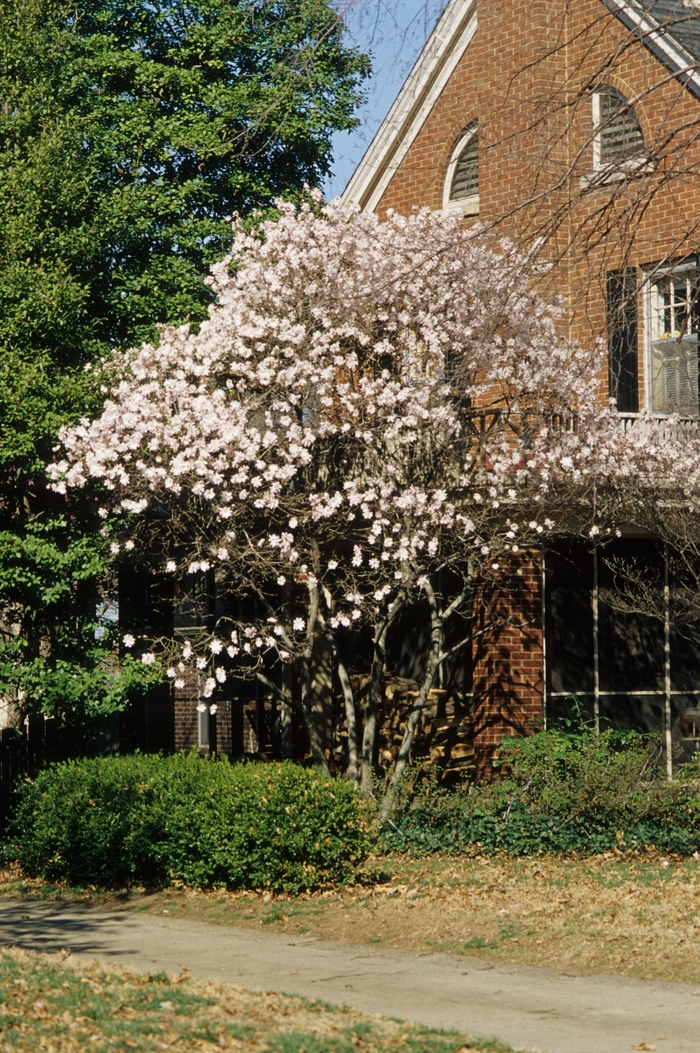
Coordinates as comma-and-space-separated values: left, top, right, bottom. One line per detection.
450, 135, 478, 201
599, 89, 644, 164
607, 268, 639, 412
660, 338, 699, 415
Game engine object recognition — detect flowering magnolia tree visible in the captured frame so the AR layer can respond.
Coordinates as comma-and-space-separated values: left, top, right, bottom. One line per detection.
50, 197, 695, 799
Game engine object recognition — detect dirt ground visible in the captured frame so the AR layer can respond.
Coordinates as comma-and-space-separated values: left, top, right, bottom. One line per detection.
3, 852, 700, 986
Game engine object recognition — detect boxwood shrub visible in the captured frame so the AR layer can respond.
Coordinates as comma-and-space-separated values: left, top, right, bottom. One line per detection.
7, 754, 376, 891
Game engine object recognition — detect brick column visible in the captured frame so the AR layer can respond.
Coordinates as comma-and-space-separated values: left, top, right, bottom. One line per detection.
174, 666, 200, 752
471, 550, 544, 779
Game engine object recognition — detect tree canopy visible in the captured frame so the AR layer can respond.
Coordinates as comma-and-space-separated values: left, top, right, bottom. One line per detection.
54, 200, 678, 792
0, 0, 369, 723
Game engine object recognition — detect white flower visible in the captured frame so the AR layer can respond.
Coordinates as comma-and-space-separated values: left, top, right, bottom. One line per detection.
202, 678, 216, 698
277, 575, 287, 585
166, 668, 176, 678
141, 652, 156, 665
217, 547, 229, 561
327, 560, 338, 570
165, 560, 177, 573
209, 704, 218, 715
196, 703, 207, 713
124, 540, 135, 550
174, 679, 185, 689
110, 543, 120, 555
209, 639, 224, 655
122, 634, 135, 648
293, 618, 305, 632
182, 641, 193, 660
215, 667, 226, 683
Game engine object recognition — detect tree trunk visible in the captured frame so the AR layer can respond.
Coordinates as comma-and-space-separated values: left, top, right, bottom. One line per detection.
380, 621, 441, 822
279, 699, 293, 759
361, 594, 405, 792
380, 578, 471, 821
299, 654, 330, 775
300, 580, 330, 775
336, 652, 359, 783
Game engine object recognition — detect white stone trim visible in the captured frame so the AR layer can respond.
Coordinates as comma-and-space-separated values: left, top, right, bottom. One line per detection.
342, 0, 477, 213
442, 125, 479, 215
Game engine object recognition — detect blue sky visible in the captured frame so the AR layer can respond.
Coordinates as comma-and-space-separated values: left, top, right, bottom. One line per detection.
323, 0, 447, 199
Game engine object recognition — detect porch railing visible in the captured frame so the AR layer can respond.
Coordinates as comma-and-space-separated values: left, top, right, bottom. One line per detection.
618, 412, 700, 440
465, 409, 700, 442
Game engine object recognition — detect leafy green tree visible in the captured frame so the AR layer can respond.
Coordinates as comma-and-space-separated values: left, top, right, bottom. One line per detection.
0, 0, 368, 726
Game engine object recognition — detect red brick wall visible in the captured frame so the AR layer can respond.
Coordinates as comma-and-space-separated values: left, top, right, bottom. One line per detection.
471, 551, 544, 779
173, 666, 233, 756
367, 0, 700, 775
376, 0, 700, 369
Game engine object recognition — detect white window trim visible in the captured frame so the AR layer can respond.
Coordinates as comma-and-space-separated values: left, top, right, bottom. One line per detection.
442, 128, 479, 216
581, 92, 650, 188
644, 261, 700, 418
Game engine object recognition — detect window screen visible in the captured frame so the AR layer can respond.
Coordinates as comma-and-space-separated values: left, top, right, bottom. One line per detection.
598, 89, 644, 165
450, 134, 478, 201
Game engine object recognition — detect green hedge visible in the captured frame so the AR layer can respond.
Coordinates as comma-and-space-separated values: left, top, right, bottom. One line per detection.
7, 754, 376, 892
384, 727, 700, 856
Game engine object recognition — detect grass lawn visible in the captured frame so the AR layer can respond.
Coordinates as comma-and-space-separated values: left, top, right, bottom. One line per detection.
0, 947, 512, 1053
3, 852, 700, 985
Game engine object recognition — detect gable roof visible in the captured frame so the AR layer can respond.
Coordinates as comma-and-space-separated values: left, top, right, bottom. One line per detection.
342, 0, 476, 213
604, 1, 700, 96
343, 0, 700, 213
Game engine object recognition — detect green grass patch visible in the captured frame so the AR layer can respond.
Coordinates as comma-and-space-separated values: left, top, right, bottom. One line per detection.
0, 947, 512, 1053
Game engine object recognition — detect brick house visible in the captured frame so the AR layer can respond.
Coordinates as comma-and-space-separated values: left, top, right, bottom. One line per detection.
121, 0, 700, 777
337, 0, 700, 773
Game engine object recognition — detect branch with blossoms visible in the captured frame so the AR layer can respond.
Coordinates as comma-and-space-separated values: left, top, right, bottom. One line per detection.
47, 198, 700, 795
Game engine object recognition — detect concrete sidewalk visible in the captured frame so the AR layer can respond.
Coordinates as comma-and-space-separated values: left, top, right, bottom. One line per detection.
0, 899, 698, 1053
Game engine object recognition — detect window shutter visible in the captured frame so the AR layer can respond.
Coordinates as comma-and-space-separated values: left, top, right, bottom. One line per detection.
607, 268, 639, 412
599, 89, 644, 164
450, 135, 478, 201
660, 338, 699, 415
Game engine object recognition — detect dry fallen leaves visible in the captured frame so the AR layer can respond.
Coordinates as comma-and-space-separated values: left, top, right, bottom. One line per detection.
3, 852, 700, 985
0, 946, 502, 1053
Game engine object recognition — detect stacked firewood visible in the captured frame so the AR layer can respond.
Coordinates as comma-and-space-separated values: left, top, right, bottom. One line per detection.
338, 675, 474, 784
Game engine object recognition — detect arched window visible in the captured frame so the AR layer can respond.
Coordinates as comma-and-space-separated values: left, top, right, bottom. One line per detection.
593, 88, 645, 167
443, 124, 479, 214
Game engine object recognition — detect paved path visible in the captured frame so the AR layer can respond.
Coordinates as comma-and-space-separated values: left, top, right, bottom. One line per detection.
0, 900, 698, 1053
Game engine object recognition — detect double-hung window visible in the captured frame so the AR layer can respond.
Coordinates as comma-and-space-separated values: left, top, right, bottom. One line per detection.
648, 263, 700, 416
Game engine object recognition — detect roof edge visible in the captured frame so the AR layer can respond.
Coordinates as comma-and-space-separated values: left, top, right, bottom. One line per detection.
341, 0, 477, 213
602, 0, 700, 98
